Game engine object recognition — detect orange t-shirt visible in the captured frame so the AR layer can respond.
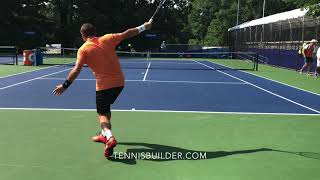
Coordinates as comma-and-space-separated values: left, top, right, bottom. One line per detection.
77, 33, 125, 91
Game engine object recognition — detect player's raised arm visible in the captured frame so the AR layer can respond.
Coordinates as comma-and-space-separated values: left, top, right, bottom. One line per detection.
120, 19, 153, 40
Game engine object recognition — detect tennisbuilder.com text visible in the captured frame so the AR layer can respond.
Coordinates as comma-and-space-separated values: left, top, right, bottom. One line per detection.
113, 152, 207, 160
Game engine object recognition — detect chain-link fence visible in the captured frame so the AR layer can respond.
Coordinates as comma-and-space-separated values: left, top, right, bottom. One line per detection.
228, 9, 319, 71
229, 16, 320, 51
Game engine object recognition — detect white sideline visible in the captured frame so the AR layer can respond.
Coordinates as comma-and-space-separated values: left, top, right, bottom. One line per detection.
0, 68, 72, 90
243, 70, 320, 97
193, 60, 320, 114
201, 59, 320, 97
0, 65, 60, 79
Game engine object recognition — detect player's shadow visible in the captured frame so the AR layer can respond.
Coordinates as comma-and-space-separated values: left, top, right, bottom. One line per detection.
107, 142, 320, 165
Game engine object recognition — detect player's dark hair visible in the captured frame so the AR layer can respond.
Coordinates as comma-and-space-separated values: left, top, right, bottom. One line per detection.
80, 23, 96, 37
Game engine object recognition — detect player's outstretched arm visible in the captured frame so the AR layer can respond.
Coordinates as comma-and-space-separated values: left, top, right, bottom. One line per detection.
121, 19, 153, 40
52, 62, 83, 96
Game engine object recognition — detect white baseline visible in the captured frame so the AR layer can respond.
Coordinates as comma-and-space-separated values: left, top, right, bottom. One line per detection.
0, 107, 319, 116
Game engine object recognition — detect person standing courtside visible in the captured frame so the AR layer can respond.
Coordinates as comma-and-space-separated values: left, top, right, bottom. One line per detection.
52, 20, 152, 158
315, 46, 320, 77
300, 39, 318, 74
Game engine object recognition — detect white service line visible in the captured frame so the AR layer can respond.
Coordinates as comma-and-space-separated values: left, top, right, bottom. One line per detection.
0, 68, 72, 90
143, 62, 151, 81
0, 107, 319, 116
40, 77, 95, 81
40, 78, 141, 82
122, 61, 197, 65
143, 80, 247, 84
39, 77, 248, 84
193, 60, 320, 114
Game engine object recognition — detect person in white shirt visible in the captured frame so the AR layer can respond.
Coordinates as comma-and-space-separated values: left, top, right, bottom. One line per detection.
315, 47, 320, 77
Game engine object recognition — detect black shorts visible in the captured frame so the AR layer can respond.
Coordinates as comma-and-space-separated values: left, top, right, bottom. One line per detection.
317, 67, 320, 74
96, 86, 124, 114
305, 57, 313, 63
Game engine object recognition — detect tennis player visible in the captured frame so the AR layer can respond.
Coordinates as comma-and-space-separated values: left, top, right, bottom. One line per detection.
52, 20, 152, 158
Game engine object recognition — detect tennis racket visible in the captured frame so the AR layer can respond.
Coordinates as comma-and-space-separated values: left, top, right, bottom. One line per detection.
150, 0, 167, 20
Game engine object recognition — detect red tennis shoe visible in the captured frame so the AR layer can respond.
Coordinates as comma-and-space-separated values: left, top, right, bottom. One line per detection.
104, 137, 117, 158
92, 134, 107, 143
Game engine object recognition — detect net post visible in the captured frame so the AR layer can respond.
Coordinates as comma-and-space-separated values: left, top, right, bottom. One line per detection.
15, 46, 18, 65
255, 53, 259, 71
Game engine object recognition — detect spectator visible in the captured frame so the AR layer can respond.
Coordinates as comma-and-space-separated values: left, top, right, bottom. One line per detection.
300, 39, 318, 74
160, 41, 166, 52
315, 46, 320, 77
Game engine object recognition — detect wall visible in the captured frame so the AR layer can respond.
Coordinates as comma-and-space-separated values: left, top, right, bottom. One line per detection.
250, 48, 317, 71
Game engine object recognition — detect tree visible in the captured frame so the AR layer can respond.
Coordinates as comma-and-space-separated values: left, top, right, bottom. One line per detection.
188, 0, 302, 46
187, 0, 218, 44
283, 0, 320, 16
204, 1, 237, 46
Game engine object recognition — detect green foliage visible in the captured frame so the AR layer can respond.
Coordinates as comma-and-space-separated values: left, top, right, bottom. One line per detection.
187, 0, 314, 46
306, 3, 320, 17
187, 0, 217, 43
0, 0, 318, 49
283, 0, 320, 17
0, 0, 192, 50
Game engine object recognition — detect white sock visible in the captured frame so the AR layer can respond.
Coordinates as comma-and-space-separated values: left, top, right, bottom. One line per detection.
101, 129, 113, 140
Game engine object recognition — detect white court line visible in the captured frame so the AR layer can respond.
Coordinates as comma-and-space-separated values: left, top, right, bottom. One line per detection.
121, 61, 197, 65
201, 59, 320, 97
143, 62, 151, 81
39, 77, 248, 84
38, 78, 144, 82
0, 68, 72, 90
0, 107, 319, 116
0, 163, 42, 168
243, 70, 320, 97
193, 61, 320, 114
40, 78, 95, 81
143, 80, 247, 84
0, 65, 61, 79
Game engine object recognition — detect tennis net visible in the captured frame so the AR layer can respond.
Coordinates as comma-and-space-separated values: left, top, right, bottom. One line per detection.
40, 47, 258, 71
0, 46, 18, 65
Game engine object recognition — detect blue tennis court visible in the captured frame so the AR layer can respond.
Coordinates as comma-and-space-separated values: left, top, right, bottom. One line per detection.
0, 59, 319, 115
